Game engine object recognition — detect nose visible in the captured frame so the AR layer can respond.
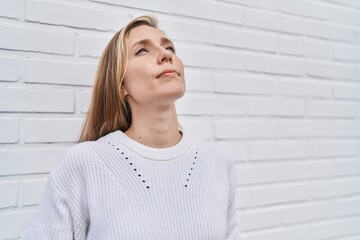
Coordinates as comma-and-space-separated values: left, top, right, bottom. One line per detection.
157, 48, 172, 64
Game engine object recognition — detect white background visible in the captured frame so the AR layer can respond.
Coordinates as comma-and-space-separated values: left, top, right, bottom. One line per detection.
1, 0, 360, 239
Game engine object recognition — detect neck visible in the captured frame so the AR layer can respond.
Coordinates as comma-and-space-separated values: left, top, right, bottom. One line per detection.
125, 103, 182, 148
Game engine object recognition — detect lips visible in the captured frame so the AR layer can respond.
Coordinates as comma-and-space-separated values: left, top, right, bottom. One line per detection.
156, 69, 179, 78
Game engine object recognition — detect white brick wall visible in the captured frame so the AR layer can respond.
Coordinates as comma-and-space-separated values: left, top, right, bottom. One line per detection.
0, 0, 359, 239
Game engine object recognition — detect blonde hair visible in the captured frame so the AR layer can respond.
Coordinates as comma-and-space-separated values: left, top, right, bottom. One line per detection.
78, 15, 158, 142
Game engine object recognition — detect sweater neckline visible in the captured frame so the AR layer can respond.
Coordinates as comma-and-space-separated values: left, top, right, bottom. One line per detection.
106, 130, 193, 161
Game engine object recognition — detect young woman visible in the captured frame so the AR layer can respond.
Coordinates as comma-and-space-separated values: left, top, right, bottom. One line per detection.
22, 15, 239, 240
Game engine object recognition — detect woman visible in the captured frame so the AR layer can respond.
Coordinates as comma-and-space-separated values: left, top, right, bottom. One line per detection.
22, 15, 239, 239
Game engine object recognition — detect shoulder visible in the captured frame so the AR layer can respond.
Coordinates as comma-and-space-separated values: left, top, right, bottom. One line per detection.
49, 140, 99, 193
194, 137, 234, 166
56, 141, 98, 171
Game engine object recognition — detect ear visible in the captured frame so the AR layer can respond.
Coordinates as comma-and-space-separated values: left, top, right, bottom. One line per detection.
120, 85, 129, 99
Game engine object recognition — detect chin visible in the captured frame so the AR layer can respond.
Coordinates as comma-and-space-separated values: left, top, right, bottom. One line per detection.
159, 87, 185, 105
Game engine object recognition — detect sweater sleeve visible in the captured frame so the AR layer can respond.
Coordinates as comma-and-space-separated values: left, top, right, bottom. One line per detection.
21, 145, 90, 240
21, 179, 86, 240
226, 158, 240, 240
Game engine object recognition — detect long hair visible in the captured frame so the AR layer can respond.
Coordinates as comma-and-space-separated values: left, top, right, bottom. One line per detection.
78, 15, 158, 142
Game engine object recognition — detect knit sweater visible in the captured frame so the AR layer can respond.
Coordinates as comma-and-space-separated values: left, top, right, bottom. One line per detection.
22, 130, 240, 240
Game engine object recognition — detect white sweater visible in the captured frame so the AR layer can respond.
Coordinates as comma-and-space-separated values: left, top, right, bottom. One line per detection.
22, 130, 240, 240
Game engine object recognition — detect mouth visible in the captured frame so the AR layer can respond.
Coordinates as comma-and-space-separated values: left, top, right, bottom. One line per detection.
156, 69, 179, 78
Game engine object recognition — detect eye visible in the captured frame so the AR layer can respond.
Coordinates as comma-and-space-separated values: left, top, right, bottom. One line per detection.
135, 47, 149, 55
165, 45, 176, 53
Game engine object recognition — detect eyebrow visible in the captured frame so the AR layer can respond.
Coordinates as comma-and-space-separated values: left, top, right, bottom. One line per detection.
131, 37, 174, 50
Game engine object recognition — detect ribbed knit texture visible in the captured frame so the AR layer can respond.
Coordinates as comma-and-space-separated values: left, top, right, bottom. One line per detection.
22, 130, 240, 240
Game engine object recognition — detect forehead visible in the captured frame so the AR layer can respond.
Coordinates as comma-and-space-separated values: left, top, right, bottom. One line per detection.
127, 25, 167, 45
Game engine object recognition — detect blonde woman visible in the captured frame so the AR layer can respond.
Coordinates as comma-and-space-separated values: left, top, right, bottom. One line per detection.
22, 15, 239, 240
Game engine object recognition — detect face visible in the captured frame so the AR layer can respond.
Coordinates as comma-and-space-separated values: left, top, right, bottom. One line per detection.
122, 25, 185, 107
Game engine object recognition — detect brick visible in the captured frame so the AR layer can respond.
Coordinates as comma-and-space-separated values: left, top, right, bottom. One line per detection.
332, 120, 360, 137
331, 44, 359, 62
279, 36, 336, 59
245, 54, 305, 76
0, 148, 65, 176
308, 100, 356, 118
278, 79, 332, 98
0, 119, 19, 143
330, 0, 353, 6
279, 0, 332, 20
279, 160, 336, 181
235, 163, 279, 185
304, 20, 355, 42
235, 188, 248, 208
279, 119, 333, 138
308, 100, 357, 118
25, 0, 130, 31
307, 140, 358, 158
311, 217, 360, 239
21, 178, 48, 206
337, 197, 360, 217
243, 9, 303, 34
307, 60, 360, 81
0, 57, 21, 82
177, 45, 245, 70
239, 207, 281, 231
220, 0, 278, 11
248, 140, 307, 161
0, 25, 74, 55
172, 1, 245, 25
212, 27, 277, 52
355, 30, 360, 45
0, 87, 74, 113
0, 208, 35, 239
0, 181, 18, 208
23, 118, 83, 143
246, 183, 308, 207
331, 7, 360, 27
333, 84, 360, 100
214, 119, 278, 139
214, 75, 277, 95
184, 70, 213, 92
282, 201, 337, 224
158, 17, 212, 44
78, 89, 92, 113
218, 142, 247, 163
334, 158, 360, 177
177, 117, 214, 140
95, 0, 244, 25
176, 94, 246, 116
0, 0, 20, 19
24, 59, 97, 86
246, 96, 306, 117
244, 226, 310, 240
309, 178, 360, 199
78, 34, 112, 58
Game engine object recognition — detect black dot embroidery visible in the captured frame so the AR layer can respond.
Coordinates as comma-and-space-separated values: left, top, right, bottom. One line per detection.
185, 148, 199, 188
106, 139, 150, 190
